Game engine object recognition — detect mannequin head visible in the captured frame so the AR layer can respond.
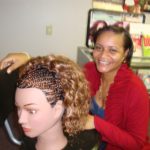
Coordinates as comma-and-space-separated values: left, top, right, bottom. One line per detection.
15, 55, 90, 139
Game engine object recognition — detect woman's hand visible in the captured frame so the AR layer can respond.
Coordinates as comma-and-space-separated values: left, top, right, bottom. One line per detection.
0, 52, 31, 74
85, 114, 95, 130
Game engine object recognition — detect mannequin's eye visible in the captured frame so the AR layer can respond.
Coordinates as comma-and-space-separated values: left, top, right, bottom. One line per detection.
27, 109, 37, 114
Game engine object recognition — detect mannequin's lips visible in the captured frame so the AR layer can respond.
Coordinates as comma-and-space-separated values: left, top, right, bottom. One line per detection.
22, 127, 31, 132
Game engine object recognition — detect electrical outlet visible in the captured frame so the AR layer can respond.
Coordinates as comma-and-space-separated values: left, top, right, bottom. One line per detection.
46, 25, 52, 36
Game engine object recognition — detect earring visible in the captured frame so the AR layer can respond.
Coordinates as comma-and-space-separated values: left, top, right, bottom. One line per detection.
123, 59, 126, 63
122, 57, 126, 63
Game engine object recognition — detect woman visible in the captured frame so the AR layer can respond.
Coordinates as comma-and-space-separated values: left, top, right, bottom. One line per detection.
15, 55, 99, 150
84, 25, 149, 150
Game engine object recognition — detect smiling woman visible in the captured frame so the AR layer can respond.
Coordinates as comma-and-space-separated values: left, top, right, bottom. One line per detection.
15, 55, 100, 150
84, 25, 149, 150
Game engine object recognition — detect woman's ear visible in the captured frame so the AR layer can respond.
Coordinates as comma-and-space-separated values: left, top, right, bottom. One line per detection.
53, 100, 65, 119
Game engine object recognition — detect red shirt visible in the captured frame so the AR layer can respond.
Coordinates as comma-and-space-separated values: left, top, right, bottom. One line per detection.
84, 62, 149, 150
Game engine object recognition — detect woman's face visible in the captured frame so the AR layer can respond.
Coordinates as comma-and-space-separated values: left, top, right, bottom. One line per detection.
15, 88, 60, 138
93, 31, 127, 75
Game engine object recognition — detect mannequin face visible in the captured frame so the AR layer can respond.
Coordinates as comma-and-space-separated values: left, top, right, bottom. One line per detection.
15, 88, 64, 138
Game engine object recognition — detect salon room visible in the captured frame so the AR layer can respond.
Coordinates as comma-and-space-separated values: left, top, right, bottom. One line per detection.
0, 0, 150, 150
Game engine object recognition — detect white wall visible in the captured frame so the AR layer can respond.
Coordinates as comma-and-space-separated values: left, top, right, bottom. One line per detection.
0, 0, 91, 61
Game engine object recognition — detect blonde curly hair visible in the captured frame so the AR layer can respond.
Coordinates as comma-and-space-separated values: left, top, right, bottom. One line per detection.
17, 55, 90, 135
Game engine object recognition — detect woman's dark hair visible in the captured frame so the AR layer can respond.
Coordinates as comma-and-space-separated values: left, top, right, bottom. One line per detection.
93, 25, 134, 66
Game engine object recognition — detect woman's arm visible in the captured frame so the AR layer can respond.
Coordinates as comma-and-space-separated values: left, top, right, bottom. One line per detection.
0, 52, 31, 73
